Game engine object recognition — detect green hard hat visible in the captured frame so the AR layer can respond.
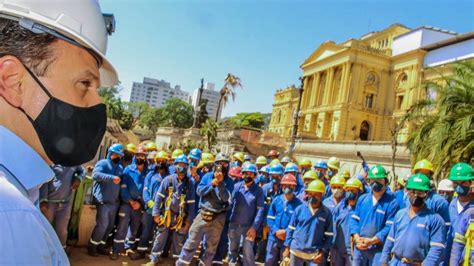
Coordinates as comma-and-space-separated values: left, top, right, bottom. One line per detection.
368, 165, 388, 179
449, 163, 474, 181
406, 173, 431, 191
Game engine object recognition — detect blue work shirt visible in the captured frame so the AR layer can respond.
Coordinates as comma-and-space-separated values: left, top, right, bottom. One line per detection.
262, 182, 282, 226
446, 198, 474, 264
92, 157, 123, 204
450, 206, 473, 265
229, 181, 265, 229
350, 190, 399, 247
380, 207, 446, 265
267, 194, 302, 242
168, 164, 176, 175
120, 162, 148, 204
40, 165, 85, 203
197, 171, 234, 213
323, 178, 332, 199
152, 174, 196, 222
0, 125, 68, 265
285, 203, 334, 254
394, 189, 406, 209
323, 194, 344, 213
143, 171, 165, 214
332, 198, 356, 255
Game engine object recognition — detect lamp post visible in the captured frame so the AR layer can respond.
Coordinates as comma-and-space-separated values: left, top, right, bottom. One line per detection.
289, 76, 305, 156
193, 78, 204, 128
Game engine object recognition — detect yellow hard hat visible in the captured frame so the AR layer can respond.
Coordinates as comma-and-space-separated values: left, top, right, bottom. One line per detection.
256, 156, 268, 165
298, 158, 312, 167
270, 159, 281, 166
327, 157, 340, 170
155, 151, 169, 161
344, 178, 363, 190
201, 153, 215, 164
145, 142, 158, 152
125, 143, 137, 153
306, 180, 326, 193
172, 149, 184, 159
233, 152, 245, 163
397, 176, 406, 186
197, 161, 204, 169
342, 170, 351, 179
413, 159, 434, 173
330, 174, 346, 187
303, 170, 318, 181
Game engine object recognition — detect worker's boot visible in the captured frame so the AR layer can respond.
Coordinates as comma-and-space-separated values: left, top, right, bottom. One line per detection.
110, 252, 120, 260
87, 246, 98, 257
129, 251, 146, 260
97, 246, 109, 256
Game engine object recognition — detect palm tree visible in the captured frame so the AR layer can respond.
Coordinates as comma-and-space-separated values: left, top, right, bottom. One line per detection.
400, 61, 474, 182
215, 73, 242, 121
200, 118, 220, 151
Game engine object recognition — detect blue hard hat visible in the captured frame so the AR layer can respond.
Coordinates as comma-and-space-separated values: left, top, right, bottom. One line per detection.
242, 163, 258, 174
257, 175, 267, 184
174, 154, 189, 165
269, 164, 284, 175
244, 154, 251, 161
284, 163, 299, 174
314, 160, 328, 170
188, 148, 202, 161
108, 143, 124, 156
259, 166, 269, 174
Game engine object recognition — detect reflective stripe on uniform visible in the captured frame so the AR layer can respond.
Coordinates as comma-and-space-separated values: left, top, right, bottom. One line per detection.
178, 258, 191, 265
89, 239, 100, 245
137, 246, 148, 251
387, 236, 395, 242
113, 239, 125, 243
386, 220, 393, 225
118, 212, 126, 217
352, 214, 360, 221
267, 215, 276, 220
158, 192, 166, 198
454, 232, 466, 244
324, 231, 334, 236
289, 225, 296, 230
430, 242, 446, 248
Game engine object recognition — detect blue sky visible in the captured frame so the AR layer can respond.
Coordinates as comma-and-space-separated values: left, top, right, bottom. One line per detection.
100, 0, 474, 117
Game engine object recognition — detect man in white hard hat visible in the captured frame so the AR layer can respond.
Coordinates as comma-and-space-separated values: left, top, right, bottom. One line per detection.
0, 1, 117, 264
438, 179, 455, 203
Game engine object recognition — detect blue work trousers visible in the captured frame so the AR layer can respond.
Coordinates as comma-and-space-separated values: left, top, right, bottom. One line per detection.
44, 201, 72, 247
228, 223, 255, 266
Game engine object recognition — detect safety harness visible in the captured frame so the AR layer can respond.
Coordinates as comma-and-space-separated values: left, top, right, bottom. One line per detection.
158, 176, 188, 231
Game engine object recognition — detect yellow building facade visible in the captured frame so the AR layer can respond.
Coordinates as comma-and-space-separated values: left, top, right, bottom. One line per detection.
270, 23, 472, 143
268, 85, 300, 138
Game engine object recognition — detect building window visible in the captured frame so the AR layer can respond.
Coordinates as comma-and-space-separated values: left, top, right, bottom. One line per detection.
396, 95, 404, 110
359, 121, 370, 141
366, 72, 377, 84
365, 94, 374, 109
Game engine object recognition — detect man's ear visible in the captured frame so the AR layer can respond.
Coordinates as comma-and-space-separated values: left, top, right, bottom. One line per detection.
0, 56, 24, 107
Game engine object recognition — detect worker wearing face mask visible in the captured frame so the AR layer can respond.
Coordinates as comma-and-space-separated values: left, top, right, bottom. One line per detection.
323, 174, 346, 212
327, 157, 340, 180
331, 178, 364, 266
350, 165, 399, 266
380, 173, 447, 265
437, 179, 454, 203
265, 174, 302, 266
298, 159, 312, 176
111, 146, 149, 260
297, 170, 318, 201
314, 160, 332, 199
88, 144, 124, 257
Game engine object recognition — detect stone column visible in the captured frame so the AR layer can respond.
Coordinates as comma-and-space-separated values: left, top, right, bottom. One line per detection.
340, 62, 351, 103
310, 73, 320, 108
323, 67, 334, 105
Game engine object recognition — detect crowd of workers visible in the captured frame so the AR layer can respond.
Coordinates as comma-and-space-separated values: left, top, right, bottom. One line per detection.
40, 142, 473, 266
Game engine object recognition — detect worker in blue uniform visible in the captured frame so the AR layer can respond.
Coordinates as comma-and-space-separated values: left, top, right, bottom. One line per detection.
178, 153, 234, 266
227, 163, 265, 266
257, 165, 270, 187
350, 165, 399, 266
393, 176, 407, 209
283, 179, 334, 265
284, 162, 304, 194
265, 173, 302, 266
130, 151, 170, 260
188, 148, 202, 216
111, 146, 148, 260
331, 178, 364, 266
299, 159, 313, 176
88, 144, 124, 257
147, 154, 196, 263
169, 149, 184, 175
451, 206, 473, 265
446, 162, 474, 265
39, 165, 84, 251
314, 160, 331, 199
0, 0, 115, 264
322, 173, 346, 212
381, 173, 447, 265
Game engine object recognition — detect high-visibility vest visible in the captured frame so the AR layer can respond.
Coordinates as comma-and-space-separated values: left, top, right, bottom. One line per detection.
463, 216, 473, 266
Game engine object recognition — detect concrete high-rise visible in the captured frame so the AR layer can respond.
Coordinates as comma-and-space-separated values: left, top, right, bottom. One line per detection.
191, 82, 222, 120
129, 77, 189, 108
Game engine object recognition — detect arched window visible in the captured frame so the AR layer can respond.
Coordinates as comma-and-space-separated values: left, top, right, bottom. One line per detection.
359, 121, 370, 141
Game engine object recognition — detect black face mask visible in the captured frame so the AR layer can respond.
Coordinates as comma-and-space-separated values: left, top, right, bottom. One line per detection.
244, 175, 254, 184
156, 162, 167, 170
409, 195, 426, 207
347, 191, 358, 201
176, 165, 188, 174
111, 157, 121, 164
19, 66, 106, 166
136, 159, 147, 165
123, 152, 133, 162
371, 181, 385, 192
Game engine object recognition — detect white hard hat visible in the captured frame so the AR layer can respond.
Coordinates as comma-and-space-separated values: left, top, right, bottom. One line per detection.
0, 0, 118, 86
438, 179, 454, 192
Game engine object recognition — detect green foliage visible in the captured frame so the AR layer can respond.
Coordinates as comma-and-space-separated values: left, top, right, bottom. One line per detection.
229, 112, 266, 129
216, 73, 242, 121
401, 62, 474, 181
159, 98, 194, 128
200, 118, 220, 150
